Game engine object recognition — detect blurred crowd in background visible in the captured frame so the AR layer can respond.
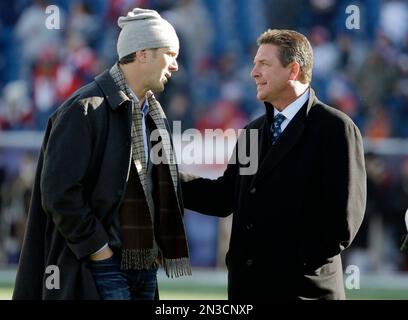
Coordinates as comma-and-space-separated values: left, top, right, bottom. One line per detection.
0, 0, 408, 274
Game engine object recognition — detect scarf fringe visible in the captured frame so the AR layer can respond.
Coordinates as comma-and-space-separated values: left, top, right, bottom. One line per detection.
121, 250, 192, 278
163, 257, 192, 278
121, 248, 157, 270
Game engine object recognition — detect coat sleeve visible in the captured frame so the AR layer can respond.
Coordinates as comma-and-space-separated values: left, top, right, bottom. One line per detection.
180, 129, 249, 217
303, 117, 366, 268
40, 102, 109, 260
180, 161, 236, 218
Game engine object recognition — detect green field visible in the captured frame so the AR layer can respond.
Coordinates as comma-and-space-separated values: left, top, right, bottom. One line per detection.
0, 284, 227, 300
1, 269, 407, 300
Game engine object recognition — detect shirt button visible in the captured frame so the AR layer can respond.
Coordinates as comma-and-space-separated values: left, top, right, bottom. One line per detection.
246, 259, 253, 266
249, 187, 256, 194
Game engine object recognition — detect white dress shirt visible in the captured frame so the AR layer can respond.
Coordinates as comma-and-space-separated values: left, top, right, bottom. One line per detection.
274, 88, 310, 133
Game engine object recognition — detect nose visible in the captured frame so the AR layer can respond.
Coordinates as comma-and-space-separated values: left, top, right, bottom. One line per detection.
251, 65, 259, 79
169, 58, 178, 72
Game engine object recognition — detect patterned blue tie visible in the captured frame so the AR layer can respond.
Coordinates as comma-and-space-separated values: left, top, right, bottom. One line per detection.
271, 113, 286, 144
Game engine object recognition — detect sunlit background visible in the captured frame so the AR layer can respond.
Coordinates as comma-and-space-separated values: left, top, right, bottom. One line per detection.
1, 0, 408, 299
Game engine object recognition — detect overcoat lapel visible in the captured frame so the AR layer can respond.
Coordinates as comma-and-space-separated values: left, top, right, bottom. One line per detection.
250, 89, 316, 187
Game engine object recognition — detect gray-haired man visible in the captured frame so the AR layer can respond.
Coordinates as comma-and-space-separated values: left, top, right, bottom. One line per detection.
13, 8, 191, 300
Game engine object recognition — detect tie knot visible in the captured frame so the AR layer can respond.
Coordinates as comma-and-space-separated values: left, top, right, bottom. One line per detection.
274, 113, 286, 126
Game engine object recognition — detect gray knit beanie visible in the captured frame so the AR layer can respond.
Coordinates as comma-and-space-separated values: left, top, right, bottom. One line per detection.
117, 8, 179, 60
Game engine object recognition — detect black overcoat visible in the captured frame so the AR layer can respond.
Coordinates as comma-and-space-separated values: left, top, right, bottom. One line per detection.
181, 90, 366, 299
13, 70, 182, 299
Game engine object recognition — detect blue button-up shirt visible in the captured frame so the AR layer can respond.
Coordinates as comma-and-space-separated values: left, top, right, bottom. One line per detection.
140, 98, 150, 163
129, 89, 150, 163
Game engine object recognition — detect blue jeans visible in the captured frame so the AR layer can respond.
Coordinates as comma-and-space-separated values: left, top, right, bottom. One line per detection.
89, 254, 158, 300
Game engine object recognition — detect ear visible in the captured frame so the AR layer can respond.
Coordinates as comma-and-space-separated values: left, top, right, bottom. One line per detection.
135, 50, 148, 63
288, 62, 301, 81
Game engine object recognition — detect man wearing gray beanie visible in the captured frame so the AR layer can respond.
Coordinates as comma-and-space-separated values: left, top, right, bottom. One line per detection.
13, 8, 191, 301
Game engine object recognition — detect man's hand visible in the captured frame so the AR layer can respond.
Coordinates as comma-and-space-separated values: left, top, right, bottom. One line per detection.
89, 246, 114, 261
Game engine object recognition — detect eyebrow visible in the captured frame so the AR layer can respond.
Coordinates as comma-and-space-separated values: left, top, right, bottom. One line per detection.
167, 50, 178, 57
253, 58, 268, 64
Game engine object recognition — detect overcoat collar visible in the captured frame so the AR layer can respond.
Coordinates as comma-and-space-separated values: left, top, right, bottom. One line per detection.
250, 89, 318, 187
94, 70, 130, 110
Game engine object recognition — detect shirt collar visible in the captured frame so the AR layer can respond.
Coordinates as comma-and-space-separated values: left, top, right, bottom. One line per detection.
128, 88, 149, 116
274, 88, 310, 119
141, 99, 149, 117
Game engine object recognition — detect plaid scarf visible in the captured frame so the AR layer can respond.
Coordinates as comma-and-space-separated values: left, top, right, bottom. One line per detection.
109, 64, 191, 277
